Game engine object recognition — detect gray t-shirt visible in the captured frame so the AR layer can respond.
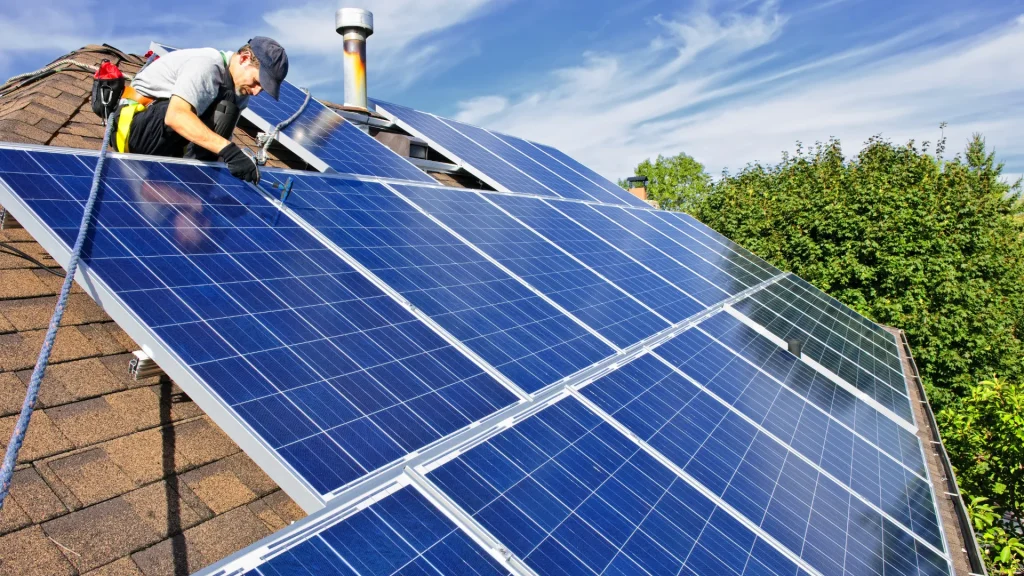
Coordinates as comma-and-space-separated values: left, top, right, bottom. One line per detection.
131, 48, 249, 115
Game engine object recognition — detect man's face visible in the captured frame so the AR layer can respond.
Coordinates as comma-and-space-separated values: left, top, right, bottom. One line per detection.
232, 52, 263, 97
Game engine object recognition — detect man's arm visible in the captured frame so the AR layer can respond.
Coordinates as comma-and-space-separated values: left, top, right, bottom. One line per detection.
164, 95, 230, 155
163, 95, 259, 184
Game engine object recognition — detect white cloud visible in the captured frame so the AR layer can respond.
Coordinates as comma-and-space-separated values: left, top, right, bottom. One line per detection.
454, 95, 509, 124
263, 0, 501, 90
462, 4, 1024, 184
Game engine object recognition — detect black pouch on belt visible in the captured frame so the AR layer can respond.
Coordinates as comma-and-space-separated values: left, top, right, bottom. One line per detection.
185, 99, 241, 161
91, 59, 125, 123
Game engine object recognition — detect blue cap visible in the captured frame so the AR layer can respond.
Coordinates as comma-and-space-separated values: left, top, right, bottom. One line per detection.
247, 36, 288, 100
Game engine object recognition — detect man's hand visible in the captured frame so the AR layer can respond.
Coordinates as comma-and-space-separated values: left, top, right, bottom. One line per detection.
218, 143, 260, 184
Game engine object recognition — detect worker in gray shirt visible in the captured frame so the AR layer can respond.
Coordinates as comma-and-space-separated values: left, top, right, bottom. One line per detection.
114, 37, 288, 184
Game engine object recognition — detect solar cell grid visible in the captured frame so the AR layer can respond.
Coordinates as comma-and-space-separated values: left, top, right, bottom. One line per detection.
550, 199, 732, 306
592, 203, 757, 294
656, 210, 782, 279
694, 312, 926, 474
374, 101, 556, 197
624, 207, 769, 287
486, 193, 706, 323
437, 118, 598, 202
427, 396, 810, 576
633, 328, 943, 549
239, 485, 510, 576
578, 353, 950, 575
529, 141, 653, 208
731, 294, 914, 423
266, 173, 615, 394
492, 132, 629, 205
758, 281, 905, 385
0, 147, 518, 500
251, 85, 434, 183
782, 275, 904, 362
391, 184, 670, 348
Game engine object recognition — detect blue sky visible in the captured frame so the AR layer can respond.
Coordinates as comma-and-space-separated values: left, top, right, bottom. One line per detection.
2, 0, 1023, 183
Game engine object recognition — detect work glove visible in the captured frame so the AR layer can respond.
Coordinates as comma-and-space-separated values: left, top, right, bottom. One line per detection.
219, 142, 260, 185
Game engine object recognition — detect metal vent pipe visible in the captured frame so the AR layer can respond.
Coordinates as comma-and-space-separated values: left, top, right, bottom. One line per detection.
336, 8, 373, 109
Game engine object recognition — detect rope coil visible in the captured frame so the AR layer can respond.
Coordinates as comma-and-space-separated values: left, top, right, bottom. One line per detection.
0, 113, 116, 509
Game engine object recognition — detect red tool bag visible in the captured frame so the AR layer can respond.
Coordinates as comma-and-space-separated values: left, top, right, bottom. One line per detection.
91, 59, 125, 122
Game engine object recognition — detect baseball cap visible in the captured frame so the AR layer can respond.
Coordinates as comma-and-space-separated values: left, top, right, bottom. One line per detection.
247, 36, 288, 100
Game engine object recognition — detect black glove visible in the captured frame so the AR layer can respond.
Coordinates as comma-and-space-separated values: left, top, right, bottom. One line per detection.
218, 142, 260, 184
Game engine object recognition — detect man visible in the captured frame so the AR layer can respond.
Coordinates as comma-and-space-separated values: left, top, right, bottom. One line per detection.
114, 37, 289, 184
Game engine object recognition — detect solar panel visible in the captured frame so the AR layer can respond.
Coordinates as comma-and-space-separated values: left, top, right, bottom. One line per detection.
0, 146, 518, 507
148, 44, 434, 185
374, 101, 556, 197
0, 136, 955, 573
576, 352, 949, 576
425, 396, 812, 576
491, 132, 628, 205
549, 199, 732, 306
634, 322, 943, 550
485, 193, 706, 323
657, 210, 783, 279
591, 203, 759, 293
431, 117, 598, 203
529, 141, 653, 208
207, 483, 511, 576
373, 100, 652, 208
257, 172, 615, 394
694, 312, 926, 474
730, 286, 914, 423
390, 184, 670, 348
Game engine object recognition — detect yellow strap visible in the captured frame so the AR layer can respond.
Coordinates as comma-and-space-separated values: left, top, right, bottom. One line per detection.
115, 102, 147, 153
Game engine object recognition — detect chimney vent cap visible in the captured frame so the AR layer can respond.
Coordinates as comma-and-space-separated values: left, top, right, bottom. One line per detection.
336, 8, 374, 36
626, 175, 649, 186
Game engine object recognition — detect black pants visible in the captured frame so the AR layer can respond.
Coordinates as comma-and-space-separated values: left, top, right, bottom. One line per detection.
117, 99, 230, 160
117, 99, 189, 157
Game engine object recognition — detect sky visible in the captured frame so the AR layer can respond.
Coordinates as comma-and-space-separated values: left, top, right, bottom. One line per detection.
2, 0, 1023, 184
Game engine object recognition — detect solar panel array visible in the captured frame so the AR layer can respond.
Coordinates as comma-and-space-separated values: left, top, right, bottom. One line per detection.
373, 100, 651, 208
0, 78, 953, 575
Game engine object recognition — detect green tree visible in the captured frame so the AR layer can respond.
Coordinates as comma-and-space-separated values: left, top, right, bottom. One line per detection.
940, 377, 1024, 574
620, 152, 711, 212
691, 135, 1024, 403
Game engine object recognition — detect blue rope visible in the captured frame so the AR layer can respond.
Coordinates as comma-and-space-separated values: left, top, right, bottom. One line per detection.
0, 112, 116, 509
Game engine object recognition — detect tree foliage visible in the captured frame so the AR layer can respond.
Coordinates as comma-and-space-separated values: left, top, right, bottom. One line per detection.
941, 377, 1024, 574
620, 152, 712, 213
692, 135, 1024, 403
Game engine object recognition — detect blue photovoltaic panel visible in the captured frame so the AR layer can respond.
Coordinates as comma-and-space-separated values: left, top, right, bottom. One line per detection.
530, 141, 652, 208
756, 279, 907, 392
781, 275, 905, 375
731, 289, 913, 423
693, 312, 926, 475
0, 147, 517, 497
485, 194, 705, 323
549, 199, 731, 306
656, 210, 782, 279
579, 353, 950, 575
428, 396, 809, 576
264, 173, 614, 393
374, 101, 556, 197
437, 118, 597, 202
392, 184, 669, 347
632, 324, 943, 550
246, 82, 435, 183
591, 204, 756, 295
239, 485, 509, 576
624, 207, 773, 286
492, 132, 629, 206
